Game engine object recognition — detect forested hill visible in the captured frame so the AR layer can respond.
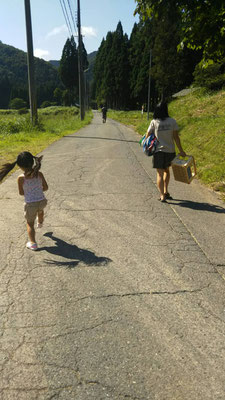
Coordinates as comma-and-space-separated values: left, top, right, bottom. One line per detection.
49, 50, 97, 83
0, 41, 61, 108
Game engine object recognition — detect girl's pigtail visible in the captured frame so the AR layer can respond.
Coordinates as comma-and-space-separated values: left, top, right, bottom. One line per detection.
0, 161, 17, 182
32, 155, 43, 177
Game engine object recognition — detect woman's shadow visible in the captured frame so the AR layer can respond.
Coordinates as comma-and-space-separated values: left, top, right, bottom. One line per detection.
38, 232, 112, 269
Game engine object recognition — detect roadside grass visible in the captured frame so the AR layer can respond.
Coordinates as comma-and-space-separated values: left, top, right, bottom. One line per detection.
108, 110, 150, 137
108, 89, 225, 199
0, 107, 93, 168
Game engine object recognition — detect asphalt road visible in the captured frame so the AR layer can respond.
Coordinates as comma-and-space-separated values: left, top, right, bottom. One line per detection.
0, 111, 225, 400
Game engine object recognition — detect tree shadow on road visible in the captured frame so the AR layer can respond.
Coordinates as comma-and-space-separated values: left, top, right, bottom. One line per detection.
64, 135, 139, 144
38, 232, 112, 269
169, 199, 225, 213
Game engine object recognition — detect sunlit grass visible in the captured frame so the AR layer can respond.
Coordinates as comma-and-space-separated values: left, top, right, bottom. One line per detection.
0, 107, 93, 166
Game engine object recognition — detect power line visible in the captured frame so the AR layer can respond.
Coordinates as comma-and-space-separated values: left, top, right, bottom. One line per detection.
59, 0, 73, 37
66, 0, 78, 37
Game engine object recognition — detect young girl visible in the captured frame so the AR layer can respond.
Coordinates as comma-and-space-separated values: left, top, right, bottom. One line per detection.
0, 151, 48, 250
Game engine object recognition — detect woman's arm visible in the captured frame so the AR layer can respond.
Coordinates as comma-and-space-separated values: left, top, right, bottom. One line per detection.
145, 120, 154, 139
173, 131, 186, 157
39, 172, 48, 191
17, 176, 24, 195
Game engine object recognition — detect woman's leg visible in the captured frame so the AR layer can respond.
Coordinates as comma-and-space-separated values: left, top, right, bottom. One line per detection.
26, 220, 36, 243
163, 168, 170, 195
156, 169, 166, 200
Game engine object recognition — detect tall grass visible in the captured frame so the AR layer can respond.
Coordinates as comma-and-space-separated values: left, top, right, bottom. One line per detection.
0, 106, 93, 166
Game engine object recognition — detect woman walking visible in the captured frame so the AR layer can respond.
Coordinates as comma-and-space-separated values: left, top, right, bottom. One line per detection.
146, 101, 186, 202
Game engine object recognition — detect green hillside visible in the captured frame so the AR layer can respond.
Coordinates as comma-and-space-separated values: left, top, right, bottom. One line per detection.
108, 89, 225, 199
0, 41, 61, 108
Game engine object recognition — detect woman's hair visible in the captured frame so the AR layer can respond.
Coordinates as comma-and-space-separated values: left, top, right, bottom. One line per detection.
0, 151, 43, 182
153, 101, 169, 120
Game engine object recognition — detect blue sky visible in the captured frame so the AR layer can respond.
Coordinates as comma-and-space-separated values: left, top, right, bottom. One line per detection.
0, 0, 139, 61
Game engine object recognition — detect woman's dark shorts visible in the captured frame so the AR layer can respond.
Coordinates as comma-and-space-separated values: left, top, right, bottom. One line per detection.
152, 151, 176, 169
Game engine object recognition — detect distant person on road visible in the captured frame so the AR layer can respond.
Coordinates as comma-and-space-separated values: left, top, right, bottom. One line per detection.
0, 151, 48, 250
146, 101, 186, 202
101, 105, 107, 123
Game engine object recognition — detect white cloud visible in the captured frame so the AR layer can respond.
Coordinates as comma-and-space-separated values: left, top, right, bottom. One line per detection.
81, 26, 97, 38
46, 25, 68, 38
34, 48, 50, 60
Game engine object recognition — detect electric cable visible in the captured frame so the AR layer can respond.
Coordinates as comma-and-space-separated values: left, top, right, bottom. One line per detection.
59, 0, 73, 37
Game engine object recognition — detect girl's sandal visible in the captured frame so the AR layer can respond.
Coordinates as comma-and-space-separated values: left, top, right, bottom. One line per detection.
26, 242, 38, 251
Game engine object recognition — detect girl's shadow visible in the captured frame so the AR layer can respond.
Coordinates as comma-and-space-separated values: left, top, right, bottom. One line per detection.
38, 232, 112, 269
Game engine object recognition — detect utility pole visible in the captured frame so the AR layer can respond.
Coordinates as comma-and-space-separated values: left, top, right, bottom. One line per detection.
77, 0, 85, 120
147, 49, 152, 120
24, 0, 38, 125
84, 68, 89, 111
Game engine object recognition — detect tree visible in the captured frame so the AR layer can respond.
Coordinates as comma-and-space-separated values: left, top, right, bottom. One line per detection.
93, 22, 130, 109
59, 36, 79, 102
62, 89, 74, 106
150, 5, 186, 99
0, 71, 11, 108
53, 88, 63, 105
135, 0, 225, 62
129, 21, 156, 109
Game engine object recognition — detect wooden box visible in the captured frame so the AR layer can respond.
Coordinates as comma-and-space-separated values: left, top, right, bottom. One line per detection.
171, 155, 196, 184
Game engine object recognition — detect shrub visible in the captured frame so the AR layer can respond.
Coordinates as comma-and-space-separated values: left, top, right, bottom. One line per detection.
9, 98, 27, 110
40, 101, 52, 108
18, 108, 28, 115
40, 101, 58, 108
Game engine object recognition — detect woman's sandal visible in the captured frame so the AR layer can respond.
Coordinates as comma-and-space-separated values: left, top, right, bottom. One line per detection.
158, 198, 167, 203
164, 193, 173, 200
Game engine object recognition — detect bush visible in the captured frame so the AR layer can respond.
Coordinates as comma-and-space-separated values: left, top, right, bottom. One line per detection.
40, 101, 52, 108
9, 98, 27, 110
18, 108, 28, 115
40, 101, 58, 108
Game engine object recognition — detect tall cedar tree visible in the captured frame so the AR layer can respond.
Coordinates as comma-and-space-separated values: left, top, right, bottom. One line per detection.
129, 20, 157, 109
93, 22, 130, 109
150, 3, 202, 100
110, 22, 130, 109
150, 5, 184, 99
59, 36, 79, 100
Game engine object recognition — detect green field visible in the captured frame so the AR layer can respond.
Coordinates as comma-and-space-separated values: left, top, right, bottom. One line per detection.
0, 107, 93, 167
108, 89, 225, 199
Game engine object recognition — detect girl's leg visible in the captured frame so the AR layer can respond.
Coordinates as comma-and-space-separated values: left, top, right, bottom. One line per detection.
37, 210, 44, 224
26, 220, 36, 244
156, 169, 166, 200
163, 168, 170, 194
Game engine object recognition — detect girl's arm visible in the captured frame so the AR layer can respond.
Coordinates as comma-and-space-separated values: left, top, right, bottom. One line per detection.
17, 176, 24, 195
173, 131, 186, 157
39, 172, 48, 191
